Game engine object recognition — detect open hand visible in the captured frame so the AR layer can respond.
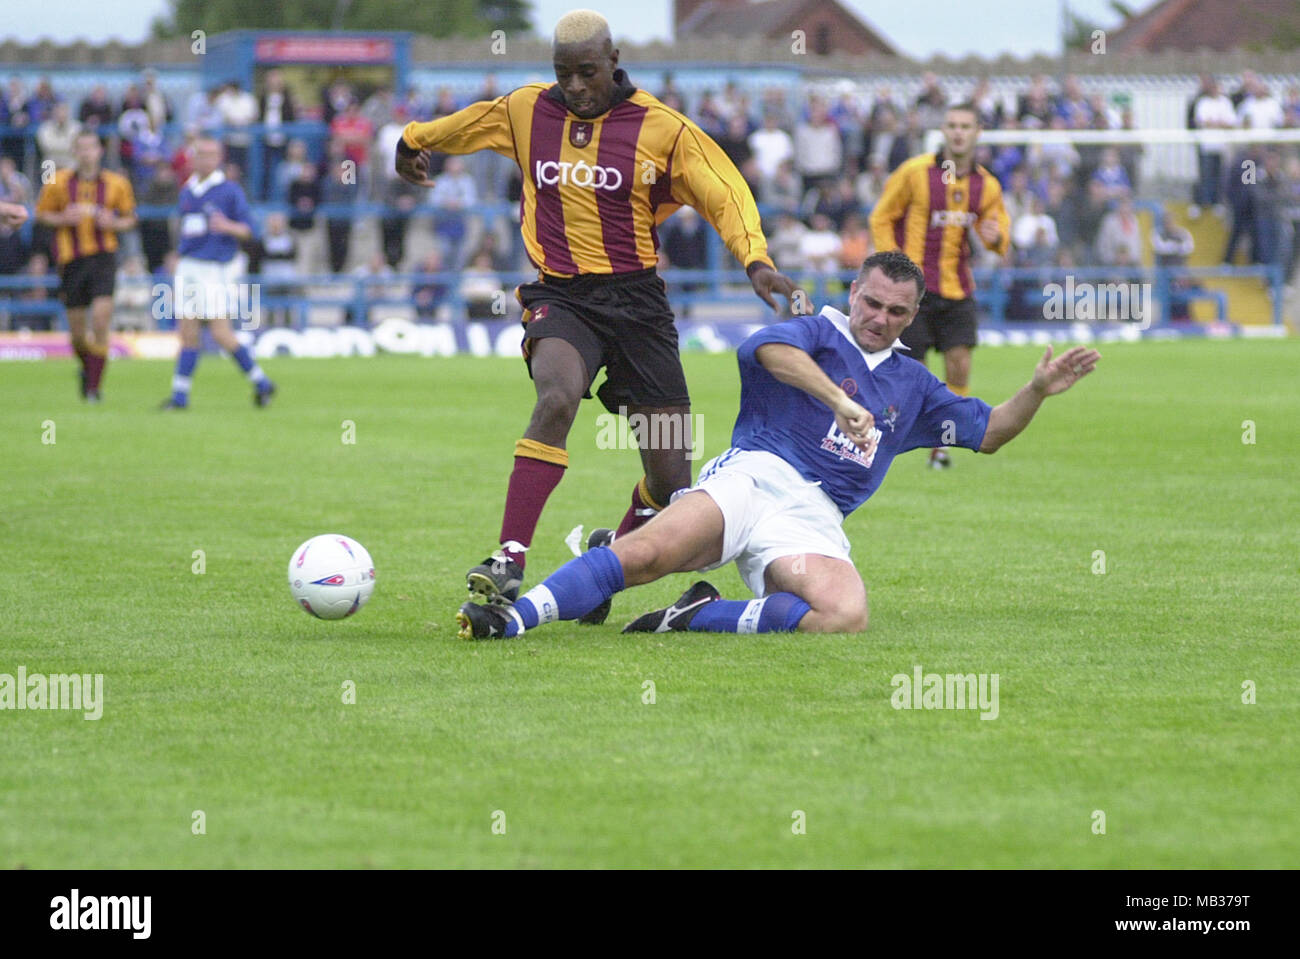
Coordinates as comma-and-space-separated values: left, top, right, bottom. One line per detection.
1031, 345, 1101, 397
749, 264, 808, 315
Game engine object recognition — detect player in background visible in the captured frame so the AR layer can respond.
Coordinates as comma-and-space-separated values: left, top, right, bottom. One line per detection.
161, 135, 275, 409
34, 131, 137, 403
396, 9, 802, 621
869, 103, 1009, 469
456, 252, 1100, 639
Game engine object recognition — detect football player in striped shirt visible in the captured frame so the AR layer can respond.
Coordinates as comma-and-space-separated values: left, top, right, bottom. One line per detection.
34, 131, 137, 403
396, 9, 802, 622
870, 103, 1010, 468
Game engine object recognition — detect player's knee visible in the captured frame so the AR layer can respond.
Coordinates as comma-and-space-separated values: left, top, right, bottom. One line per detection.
849, 602, 870, 633
531, 385, 580, 432
808, 596, 869, 633
830, 604, 869, 634
610, 533, 666, 585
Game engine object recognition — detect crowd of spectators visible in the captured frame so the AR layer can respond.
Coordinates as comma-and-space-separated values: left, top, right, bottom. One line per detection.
3, 67, 1300, 331
1187, 70, 1300, 270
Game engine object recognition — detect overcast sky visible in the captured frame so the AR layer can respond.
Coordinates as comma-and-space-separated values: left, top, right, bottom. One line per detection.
3, 0, 1125, 60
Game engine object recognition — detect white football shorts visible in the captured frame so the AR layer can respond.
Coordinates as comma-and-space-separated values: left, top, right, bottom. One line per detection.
174, 255, 245, 321
682, 447, 851, 598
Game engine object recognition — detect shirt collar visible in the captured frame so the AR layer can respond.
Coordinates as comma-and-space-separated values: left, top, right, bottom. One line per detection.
818, 305, 907, 372
184, 169, 225, 197
544, 68, 637, 115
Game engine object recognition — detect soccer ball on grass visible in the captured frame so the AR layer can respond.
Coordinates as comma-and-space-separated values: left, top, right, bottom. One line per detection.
288, 535, 376, 620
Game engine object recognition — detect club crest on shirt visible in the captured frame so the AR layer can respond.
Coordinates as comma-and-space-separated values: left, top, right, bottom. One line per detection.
840, 378, 857, 397
569, 122, 593, 147
880, 404, 899, 432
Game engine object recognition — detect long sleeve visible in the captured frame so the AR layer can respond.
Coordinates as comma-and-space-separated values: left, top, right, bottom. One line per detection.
113, 175, 137, 218
869, 162, 912, 252
670, 122, 774, 272
401, 95, 516, 159
978, 175, 1011, 257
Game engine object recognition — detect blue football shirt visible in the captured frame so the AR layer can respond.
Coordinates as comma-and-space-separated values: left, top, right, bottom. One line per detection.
731, 305, 993, 516
177, 171, 250, 263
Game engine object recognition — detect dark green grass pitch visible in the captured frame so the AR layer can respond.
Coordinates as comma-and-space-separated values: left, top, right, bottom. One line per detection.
2, 340, 1296, 868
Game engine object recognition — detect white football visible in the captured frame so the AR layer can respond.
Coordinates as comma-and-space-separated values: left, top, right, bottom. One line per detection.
288, 535, 376, 620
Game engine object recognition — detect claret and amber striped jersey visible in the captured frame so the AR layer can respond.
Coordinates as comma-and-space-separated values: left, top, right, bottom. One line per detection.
35, 168, 136, 267
869, 152, 1010, 301
401, 69, 775, 278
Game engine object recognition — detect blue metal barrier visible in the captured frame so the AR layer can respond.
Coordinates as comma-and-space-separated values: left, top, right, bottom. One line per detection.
1, 263, 1286, 332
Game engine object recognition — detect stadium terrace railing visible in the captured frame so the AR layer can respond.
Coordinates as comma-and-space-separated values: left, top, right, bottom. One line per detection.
0, 263, 1284, 333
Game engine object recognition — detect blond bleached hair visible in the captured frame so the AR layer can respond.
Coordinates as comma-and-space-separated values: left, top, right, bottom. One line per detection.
553, 10, 611, 46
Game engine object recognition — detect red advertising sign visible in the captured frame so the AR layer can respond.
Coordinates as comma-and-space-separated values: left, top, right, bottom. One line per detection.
254, 37, 395, 63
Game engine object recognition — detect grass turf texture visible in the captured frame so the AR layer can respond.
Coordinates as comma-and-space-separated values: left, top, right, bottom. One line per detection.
2, 340, 1296, 868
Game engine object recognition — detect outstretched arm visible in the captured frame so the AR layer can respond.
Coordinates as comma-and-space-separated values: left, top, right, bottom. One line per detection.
980, 345, 1100, 453
672, 125, 805, 313
396, 95, 515, 187
868, 163, 912, 253
755, 342, 877, 456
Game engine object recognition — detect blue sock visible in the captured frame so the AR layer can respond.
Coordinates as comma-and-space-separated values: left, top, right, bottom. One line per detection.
171, 348, 199, 406
231, 345, 269, 387
506, 547, 626, 637
688, 592, 811, 633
